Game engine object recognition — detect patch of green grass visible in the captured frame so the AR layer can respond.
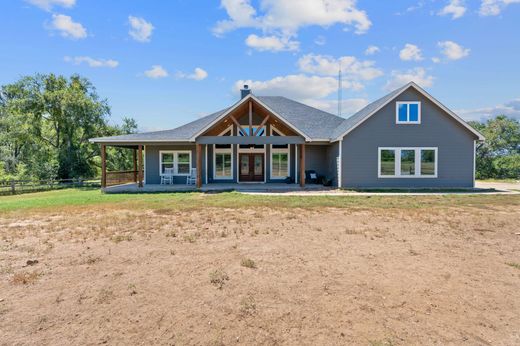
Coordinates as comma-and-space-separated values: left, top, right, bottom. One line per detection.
0, 188, 519, 214
240, 258, 256, 269
506, 262, 520, 270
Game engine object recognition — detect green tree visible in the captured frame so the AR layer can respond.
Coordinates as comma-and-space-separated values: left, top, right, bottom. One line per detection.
0, 73, 137, 180
470, 115, 520, 179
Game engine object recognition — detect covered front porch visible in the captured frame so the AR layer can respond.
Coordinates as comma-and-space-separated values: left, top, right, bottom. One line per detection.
103, 182, 329, 193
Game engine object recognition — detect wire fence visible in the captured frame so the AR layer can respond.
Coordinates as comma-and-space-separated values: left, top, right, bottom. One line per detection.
0, 178, 101, 196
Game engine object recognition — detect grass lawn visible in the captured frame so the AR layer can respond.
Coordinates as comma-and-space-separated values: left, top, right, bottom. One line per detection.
1, 189, 519, 344
1, 187, 520, 213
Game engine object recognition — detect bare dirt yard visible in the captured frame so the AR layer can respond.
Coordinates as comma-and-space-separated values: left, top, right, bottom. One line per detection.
0, 191, 519, 345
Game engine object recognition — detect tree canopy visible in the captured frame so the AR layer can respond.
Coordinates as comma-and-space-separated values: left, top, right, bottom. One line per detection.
0, 73, 136, 181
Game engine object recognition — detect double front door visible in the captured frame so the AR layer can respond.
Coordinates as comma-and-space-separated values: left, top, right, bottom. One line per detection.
239, 153, 264, 182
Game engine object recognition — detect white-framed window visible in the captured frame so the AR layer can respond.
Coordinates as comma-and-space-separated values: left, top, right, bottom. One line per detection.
213, 126, 233, 179
159, 150, 191, 176
396, 101, 421, 124
378, 147, 437, 178
270, 126, 290, 179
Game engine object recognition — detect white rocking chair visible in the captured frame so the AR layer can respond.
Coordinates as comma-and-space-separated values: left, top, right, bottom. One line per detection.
186, 168, 197, 185
161, 168, 174, 185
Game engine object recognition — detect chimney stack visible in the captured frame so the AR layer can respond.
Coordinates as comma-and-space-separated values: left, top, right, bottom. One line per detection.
240, 84, 251, 99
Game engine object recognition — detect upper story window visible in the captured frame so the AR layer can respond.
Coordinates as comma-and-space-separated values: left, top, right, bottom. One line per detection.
396, 101, 421, 124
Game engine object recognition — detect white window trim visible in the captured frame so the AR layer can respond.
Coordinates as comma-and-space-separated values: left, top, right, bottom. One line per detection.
213, 126, 234, 180
159, 150, 192, 176
213, 150, 233, 180
269, 126, 290, 180
396, 101, 421, 124
378, 147, 438, 178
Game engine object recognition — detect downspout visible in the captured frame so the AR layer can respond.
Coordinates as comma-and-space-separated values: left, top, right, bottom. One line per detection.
338, 139, 342, 188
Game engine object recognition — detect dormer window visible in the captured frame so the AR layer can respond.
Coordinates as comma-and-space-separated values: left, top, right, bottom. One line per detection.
396, 101, 421, 124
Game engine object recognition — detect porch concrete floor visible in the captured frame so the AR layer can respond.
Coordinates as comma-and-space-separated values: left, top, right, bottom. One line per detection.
103, 182, 331, 194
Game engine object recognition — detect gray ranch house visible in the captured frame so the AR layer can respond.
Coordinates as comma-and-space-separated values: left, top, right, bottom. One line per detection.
90, 82, 484, 190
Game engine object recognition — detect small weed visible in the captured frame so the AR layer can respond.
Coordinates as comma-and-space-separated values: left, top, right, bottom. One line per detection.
183, 234, 197, 243
209, 269, 229, 289
11, 271, 40, 285
506, 262, 520, 270
128, 283, 137, 296
170, 249, 176, 255
97, 288, 115, 304
165, 230, 177, 238
111, 234, 132, 243
239, 295, 257, 317
241, 258, 256, 269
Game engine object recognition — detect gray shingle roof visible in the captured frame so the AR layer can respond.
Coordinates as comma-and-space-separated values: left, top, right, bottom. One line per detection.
90, 107, 229, 142
90, 82, 483, 144
257, 96, 345, 139
331, 84, 409, 140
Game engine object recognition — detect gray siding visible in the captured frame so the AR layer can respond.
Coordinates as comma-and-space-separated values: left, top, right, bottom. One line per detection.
145, 144, 205, 184
340, 88, 477, 188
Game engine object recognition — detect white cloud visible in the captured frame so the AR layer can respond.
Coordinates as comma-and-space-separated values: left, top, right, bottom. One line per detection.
144, 65, 168, 79
245, 34, 299, 52
399, 43, 423, 61
385, 67, 434, 90
364, 45, 380, 55
457, 98, 520, 121
432, 57, 441, 63
26, 0, 75, 11
214, 0, 371, 36
64, 56, 119, 68
128, 16, 154, 42
438, 0, 467, 19
438, 40, 470, 60
314, 35, 326, 46
176, 67, 208, 81
234, 74, 360, 101
48, 14, 86, 39
479, 0, 520, 16
297, 54, 383, 82
214, 0, 370, 52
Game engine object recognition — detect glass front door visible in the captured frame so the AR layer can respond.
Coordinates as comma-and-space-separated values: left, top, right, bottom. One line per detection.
239, 153, 264, 182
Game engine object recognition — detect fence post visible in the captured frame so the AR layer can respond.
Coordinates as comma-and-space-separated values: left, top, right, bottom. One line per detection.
11, 180, 15, 195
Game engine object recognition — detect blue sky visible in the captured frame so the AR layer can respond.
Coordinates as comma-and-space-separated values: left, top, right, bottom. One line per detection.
1, 0, 519, 131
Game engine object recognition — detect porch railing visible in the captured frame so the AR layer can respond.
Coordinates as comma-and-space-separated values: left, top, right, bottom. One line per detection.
106, 170, 142, 187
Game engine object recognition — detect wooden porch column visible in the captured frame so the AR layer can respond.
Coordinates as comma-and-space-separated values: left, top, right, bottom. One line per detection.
137, 145, 143, 188
299, 143, 305, 187
101, 144, 106, 188
248, 100, 253, 136
132, 149, 137, 182
196, 144, 202, 188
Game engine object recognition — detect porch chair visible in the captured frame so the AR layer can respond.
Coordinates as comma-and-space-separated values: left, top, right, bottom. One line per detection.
186, 168, 197, 185
161, 168, 174, 185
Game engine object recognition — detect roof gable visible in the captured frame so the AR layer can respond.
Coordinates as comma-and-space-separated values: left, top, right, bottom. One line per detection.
332, 82, 484, 141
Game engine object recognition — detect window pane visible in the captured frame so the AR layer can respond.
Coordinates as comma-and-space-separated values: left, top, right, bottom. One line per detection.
162, 163, 174, 174
409, 103, 419, 122
421, 150, 435, 175
224, 154, 232, 176
162, 153, 174, 163
380, 150, 395, 176
178, 163, 189, 175
178, 153, 190, 163
215, 153, 232, 177
401, 150, 415, 175
398, 104, 408, 122
272, 153, 288, 177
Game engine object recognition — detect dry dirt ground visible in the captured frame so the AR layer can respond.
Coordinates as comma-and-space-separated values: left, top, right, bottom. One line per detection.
1, 201, 519, 345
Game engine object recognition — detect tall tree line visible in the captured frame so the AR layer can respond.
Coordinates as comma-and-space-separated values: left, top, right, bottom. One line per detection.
0, 73, 137, 181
